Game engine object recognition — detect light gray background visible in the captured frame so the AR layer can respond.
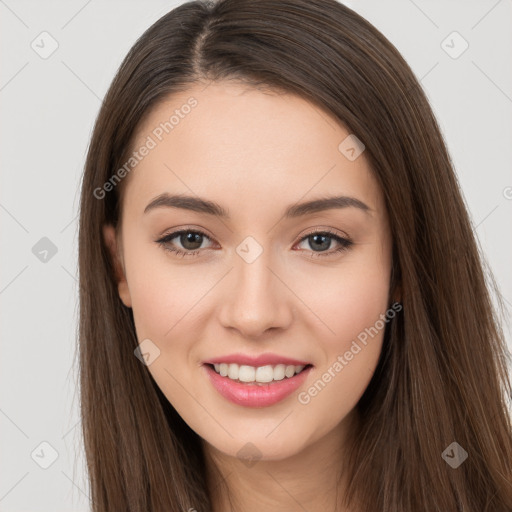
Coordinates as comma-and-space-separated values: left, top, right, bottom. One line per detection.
1, 0, 511, 510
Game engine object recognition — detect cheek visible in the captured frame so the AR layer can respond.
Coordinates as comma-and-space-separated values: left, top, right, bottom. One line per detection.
129, 275, 182, 342
333, 271, 390, 347
125, 239, 190, 348
296, 277, 390, 428
125, 247, 207, 404
296, 248, 391, 350
296, 252, 391, 418
124, 239, 211, 341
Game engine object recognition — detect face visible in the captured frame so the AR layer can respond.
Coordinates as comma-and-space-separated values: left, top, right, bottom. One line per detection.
104, 80, 393, 462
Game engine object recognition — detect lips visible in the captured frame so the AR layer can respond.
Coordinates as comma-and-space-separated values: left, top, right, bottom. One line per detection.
203, 352, 311, 367
202, 353, 313, 407
203, 364, 312, 407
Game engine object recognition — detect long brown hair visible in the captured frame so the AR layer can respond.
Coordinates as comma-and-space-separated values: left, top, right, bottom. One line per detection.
77, 0, 512, 510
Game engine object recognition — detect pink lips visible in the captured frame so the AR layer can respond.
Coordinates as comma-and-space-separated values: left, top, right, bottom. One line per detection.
203, 352, 310, 367
202, 353, 313, 408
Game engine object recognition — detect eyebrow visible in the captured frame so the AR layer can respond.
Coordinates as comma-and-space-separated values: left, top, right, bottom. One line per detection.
143, 193, 372, 218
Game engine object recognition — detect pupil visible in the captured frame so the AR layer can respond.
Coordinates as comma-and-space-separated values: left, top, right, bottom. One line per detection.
310, 234, 330, 251
181, 232, 202, 250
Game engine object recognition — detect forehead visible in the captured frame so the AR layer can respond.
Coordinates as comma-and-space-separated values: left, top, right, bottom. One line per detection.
122, 81, 384, 218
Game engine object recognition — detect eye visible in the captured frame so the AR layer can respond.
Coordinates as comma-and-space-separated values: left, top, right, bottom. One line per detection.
155, 228, 353, 259
155, 229, 214, 258
295, 229, 353, 258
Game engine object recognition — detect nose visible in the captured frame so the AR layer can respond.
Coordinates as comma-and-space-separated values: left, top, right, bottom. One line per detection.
218, 248, 294, 339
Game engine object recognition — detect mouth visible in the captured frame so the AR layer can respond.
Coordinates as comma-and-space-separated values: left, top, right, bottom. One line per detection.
202, 362, 314, 408
205, 362, 313, 385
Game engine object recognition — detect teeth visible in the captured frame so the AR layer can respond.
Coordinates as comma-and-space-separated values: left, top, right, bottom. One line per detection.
210, 362, 308, 383
228, 363, 239, 380
285, 365, 296, 378
238, 365, 256, 382
255, 365, 274, 383
273, 364, 285, 381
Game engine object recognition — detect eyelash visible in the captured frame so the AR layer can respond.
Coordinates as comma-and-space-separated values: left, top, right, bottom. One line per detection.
155, 228, 353, 259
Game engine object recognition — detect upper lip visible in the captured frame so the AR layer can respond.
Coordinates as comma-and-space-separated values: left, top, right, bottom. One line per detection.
203, 353, 312, 367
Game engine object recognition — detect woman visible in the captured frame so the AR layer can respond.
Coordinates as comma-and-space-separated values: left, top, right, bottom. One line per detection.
78, 0, 512, 510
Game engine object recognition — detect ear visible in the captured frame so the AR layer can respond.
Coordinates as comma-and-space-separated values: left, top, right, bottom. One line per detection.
102, 224, 132, 308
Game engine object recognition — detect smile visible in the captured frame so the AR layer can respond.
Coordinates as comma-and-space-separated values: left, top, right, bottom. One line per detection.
210, 362, 308, 383
202, 361, 313, 408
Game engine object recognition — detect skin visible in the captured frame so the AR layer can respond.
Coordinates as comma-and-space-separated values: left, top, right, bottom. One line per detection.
104, 80, 394, 512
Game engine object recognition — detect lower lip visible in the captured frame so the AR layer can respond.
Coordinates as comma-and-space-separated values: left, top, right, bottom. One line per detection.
203, 364, 312, 408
